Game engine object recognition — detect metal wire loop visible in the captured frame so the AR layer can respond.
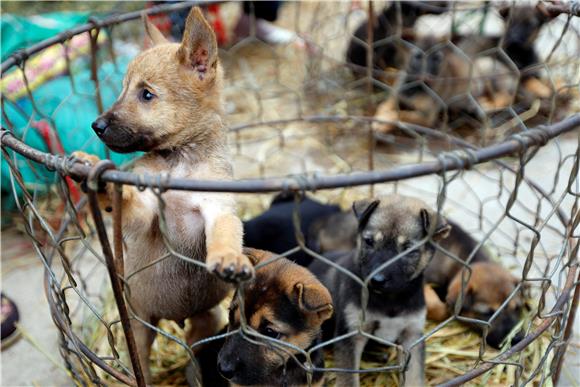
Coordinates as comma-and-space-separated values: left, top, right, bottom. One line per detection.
86, 159, 116, 192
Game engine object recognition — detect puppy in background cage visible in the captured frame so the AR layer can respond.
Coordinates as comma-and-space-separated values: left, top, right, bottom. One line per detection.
497, 2, 560, 99
346, 1, 449, 85
371, 2, 565, 134
73, 7, 253, 383
309, 195, 451, 387
372, 34, 498, 134
193, 248, 333, 387
454, 2, 561, 102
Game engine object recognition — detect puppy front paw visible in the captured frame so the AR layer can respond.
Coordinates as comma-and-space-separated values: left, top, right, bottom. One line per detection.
207, 247, 254, 282
71, 151, 112, 211
72, 151, 101, 166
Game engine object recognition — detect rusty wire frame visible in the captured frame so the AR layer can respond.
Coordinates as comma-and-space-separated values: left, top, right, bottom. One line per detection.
1, 1, 580, 387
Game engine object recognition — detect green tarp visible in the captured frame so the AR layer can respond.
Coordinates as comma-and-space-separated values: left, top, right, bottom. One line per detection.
2, 12, 137, 212
2, 12, 91, 61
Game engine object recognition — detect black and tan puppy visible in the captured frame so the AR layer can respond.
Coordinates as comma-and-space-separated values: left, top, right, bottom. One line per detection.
243, 193, 342, 266
245, 194, 525, 352
373, 34, 487, 133
456, 3, 559, 100
74, 8, 252, 382
311, 210, 526, 349
217, 248, 333, 386
498, 2, 560, 100
310, 195, 450, 387
499, 3, 557, 86
424, 221, 525, 348
346, 1, 449, 82
312, 210, 526, 349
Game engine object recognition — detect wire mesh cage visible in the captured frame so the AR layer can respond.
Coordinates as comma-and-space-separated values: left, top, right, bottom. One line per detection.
1, 1, 579, 386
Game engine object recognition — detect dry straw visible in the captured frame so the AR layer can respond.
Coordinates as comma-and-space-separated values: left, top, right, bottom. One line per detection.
87, 293, 550, 386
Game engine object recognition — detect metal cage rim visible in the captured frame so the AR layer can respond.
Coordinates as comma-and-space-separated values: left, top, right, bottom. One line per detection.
1, 114, 579, 194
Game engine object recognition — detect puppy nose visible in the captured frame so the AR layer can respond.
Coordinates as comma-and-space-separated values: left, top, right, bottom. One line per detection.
371, 273, 386, 287
218, 360, 237, 380
91, 117, 109, 136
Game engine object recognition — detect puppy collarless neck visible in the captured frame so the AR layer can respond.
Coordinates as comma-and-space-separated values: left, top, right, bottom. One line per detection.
367, 275, 426, 316
281, 335, 325, 386
151, 141, 224, 167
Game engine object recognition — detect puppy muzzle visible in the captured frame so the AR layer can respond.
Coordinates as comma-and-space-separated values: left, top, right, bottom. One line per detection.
485, 311, 522, 349
91, 114, 157, 153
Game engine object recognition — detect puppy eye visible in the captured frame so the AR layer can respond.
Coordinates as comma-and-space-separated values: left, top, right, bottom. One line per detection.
140, 88, 155, 102
363, 235, 374, 247
262, 326, 282, 339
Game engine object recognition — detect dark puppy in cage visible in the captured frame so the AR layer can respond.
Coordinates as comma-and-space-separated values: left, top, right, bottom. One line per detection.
309, 207, 527, 349
372, 34, 502, 134
455, 3, 559, 101
74, 8, 253, 383
215, 248, 333, 387
309, 195, 450, 387
372, 34, 487, 133
243, 192, 343, 266
346, 1, 449, 84
424, 221, 525, 348
498, 2, 559, 99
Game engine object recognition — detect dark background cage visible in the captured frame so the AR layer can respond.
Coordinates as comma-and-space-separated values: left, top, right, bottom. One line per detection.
1, 1, 579, 386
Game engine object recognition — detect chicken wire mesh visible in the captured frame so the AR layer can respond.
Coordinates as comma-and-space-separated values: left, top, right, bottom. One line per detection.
1, 1, 579, 386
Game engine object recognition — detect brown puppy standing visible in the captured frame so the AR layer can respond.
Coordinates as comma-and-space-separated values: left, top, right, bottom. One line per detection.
74, 8, 252, 382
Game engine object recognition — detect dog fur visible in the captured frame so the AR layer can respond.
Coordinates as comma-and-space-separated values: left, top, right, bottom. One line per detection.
424, 221, 525, 348
499, 3, 558, 81
217, 248, 333, 386
243, 193, 342, 267
259, 194, 525, 349
74, 8, 253, 382
309, 195, 450, 387
372, 2, 559, 133
346, 1, 449, 82
309, 207, 526, 349
372, 34, 488, 133
456, 3, 558, 100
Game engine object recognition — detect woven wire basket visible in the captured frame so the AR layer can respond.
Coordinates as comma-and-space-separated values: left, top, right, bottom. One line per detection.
1, 1, 579, 386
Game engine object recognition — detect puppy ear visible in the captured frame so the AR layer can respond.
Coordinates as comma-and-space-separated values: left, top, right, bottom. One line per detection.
420, 208, 451, 241
242, 247, 263, 266
352, 199, 380, 231
535, 2, 559, 23
177, 7, 218, 80
498, 5, 511, 19
142, 13, 168, 47
293, 282, 334, 322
